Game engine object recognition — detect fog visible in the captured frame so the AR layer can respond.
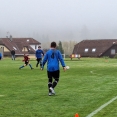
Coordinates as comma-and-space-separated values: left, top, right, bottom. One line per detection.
0, 0, 117, 43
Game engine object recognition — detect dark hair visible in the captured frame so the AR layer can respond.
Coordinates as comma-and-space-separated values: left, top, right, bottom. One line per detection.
51, 42, 56, 48
38, 46, 41, 48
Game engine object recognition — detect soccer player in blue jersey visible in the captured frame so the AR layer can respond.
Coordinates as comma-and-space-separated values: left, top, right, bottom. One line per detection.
41, 42, 66, 96
35, 46, 44, 68
0, 52, 2, 60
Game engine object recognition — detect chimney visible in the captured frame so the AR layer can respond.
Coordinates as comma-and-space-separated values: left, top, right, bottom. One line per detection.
10, 35, 12, 41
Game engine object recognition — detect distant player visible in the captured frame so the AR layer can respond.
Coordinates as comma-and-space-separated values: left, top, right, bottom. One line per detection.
11, 49, 15, 60
19, 54, 34, 69
0, 52, 2, 60
35, 46, 44, 68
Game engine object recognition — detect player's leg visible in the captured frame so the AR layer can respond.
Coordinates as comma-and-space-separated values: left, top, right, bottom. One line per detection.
47, 71, 53, 96
14, 55, 15, 60
49, 71, 59, 95
28, 62, 34, 69
19, 63, 26, 69
39, 58, 42, 69
11, 55, 13, 60
12, 55, 15, 60
36, 58, 39, 67
52, 70, 60, 88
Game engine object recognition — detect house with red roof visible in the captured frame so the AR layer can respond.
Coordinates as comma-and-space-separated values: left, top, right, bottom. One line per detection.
72, 39, 117, 58
0, 37, 41, 56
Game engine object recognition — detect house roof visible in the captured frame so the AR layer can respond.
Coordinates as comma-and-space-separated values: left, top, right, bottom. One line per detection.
0, 38, 41, 54
73, 39, 117, 57
12, 38, 40, 44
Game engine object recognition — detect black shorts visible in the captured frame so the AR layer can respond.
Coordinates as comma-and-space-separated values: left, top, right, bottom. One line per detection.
37, 58, 42, 62
25, 61, 29, 65
47, 70, 60, 79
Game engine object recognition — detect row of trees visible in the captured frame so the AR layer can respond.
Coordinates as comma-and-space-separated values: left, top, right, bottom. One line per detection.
42, 41, 77, 56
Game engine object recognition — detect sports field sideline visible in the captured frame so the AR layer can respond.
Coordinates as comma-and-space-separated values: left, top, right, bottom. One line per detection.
0, 57, 117, 117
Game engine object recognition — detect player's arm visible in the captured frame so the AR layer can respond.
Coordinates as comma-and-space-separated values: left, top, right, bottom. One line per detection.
41, 50, 44, 59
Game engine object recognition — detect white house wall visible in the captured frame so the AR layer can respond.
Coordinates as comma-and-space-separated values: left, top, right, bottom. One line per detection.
0, 45, 10, 52
30, 45, 41, 50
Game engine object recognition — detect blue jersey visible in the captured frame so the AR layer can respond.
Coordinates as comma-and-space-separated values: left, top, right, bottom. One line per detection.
42, 49, 65, 72
35, 49, 44, 58
0, 53, 2, 57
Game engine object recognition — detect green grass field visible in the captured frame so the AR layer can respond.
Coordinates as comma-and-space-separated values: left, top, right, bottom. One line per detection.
0, 57, 117, 117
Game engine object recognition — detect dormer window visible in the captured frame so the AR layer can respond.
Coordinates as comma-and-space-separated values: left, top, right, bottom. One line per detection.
111, 49, 115, 55
13, 47, 17, 50
84, 48, 88, 52
92, 48, 96, 52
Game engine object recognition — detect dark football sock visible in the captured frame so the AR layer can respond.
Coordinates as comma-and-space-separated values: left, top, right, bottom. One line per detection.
52, 81, 58, 88
19, 65, 24, 69
48, 82, 52, 92
52, 79, 59, 88
40, 61, 42, 67
36, 63, 38, 67
29, 64, 32, 68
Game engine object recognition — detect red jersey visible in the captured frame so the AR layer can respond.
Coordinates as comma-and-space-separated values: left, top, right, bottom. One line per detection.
23, 55, 30, 62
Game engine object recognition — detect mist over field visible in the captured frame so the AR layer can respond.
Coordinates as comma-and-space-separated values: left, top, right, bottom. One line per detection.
0, 0, 117, 43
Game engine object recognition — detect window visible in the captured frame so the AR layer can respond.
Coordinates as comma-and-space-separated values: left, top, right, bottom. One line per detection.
22, 47, 28, 52
13, 47, 17, 50
92, 48, 96, 52
84, 48, 88, 52
111, 49, 115, 55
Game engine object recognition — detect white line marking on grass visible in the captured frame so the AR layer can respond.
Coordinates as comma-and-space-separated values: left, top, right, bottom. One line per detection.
0, 95, 4, 97
86, 96, 117, 117
90, 70, 115, 78
90, 71, 103, 76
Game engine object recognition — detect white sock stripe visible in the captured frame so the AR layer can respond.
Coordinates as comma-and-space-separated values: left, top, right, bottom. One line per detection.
55, 81, 58, 83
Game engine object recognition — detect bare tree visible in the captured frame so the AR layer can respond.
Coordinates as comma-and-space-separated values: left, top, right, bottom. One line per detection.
62, 41, 77, 56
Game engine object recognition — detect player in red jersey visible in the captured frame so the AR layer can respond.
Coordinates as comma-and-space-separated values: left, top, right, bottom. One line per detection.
19, 54, 34, 69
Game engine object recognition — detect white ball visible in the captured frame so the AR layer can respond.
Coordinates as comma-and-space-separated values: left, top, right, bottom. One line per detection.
66, 66, 70, 69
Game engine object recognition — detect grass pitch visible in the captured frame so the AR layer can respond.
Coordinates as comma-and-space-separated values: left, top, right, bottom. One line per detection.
0, 57, 117, 117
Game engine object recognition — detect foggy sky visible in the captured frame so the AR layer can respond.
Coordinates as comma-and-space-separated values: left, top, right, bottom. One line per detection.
0, 0, 117, 42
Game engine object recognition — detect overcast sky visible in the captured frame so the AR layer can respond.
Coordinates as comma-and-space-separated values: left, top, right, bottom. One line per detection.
0, 0, 117, 42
